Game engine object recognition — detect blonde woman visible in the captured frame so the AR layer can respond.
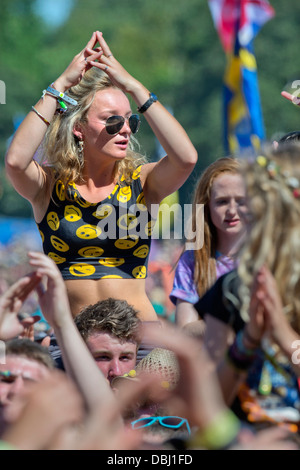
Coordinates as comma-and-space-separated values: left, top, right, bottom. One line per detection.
5, 31, 197, 322
170, 157, 247, 327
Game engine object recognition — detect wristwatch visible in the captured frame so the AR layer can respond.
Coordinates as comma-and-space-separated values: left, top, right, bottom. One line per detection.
137, 92, 158, 114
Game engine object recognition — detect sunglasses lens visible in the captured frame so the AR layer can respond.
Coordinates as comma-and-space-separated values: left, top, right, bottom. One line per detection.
105, 115, 140, 135
161, 417, 183, 427
132, 418, 153, 429
105, 116, 124, 135
129, 114, 140, 134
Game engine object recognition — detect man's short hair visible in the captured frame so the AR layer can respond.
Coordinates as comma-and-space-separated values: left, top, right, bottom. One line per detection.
278, 131, 300, 144
74, 298, 141, 346
5, 338, 55, 369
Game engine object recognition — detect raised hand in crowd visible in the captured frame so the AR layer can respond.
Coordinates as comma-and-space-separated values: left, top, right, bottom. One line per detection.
0, 273, 41, 341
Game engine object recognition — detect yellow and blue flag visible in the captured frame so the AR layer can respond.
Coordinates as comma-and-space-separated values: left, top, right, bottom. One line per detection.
208, 0, 275, 156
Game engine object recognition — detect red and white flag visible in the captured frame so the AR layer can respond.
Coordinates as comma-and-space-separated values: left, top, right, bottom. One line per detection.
208, 0, 275, 52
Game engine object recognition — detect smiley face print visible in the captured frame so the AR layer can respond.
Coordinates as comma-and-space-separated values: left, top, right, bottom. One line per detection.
136, 192, 147, 211
70, 185, 97, 208
99, 258, 125, 268
50, 236, 70, 252
132, 166, 142, 180
93, 204, 113, 220
48, 252, 67, 264
117, 214, 138, 232
55, 180, 66, 201
132, 266, 147, 278
78, 246, 104, 258
69, 263, 96, 277
64, 205, 82, 222
76, 224, 102, 240
114, 236, 139, 250
74, 195, 97, 209
47, 212, 60, 231
101, 275, 123, 279
117, 186, 132, 204
145, 220, 156, 237
133, 245, 149, 258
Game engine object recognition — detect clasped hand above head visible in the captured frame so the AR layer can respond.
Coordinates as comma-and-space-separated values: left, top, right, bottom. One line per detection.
54, 31, 139, 95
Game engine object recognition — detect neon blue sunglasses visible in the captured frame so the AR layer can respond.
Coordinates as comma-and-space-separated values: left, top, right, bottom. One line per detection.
131, 416, 191, 434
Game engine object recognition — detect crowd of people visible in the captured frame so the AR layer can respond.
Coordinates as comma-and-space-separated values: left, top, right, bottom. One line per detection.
1, 31, 300, 451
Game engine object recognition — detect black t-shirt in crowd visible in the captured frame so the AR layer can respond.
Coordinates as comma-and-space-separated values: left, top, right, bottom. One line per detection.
194, 269, 245, 333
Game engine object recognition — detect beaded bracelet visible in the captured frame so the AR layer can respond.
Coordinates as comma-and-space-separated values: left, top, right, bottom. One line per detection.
187, 409, 241, 450
31, 106, 50, 126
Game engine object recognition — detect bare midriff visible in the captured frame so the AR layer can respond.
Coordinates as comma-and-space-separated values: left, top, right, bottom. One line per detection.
64, 277, 158, 321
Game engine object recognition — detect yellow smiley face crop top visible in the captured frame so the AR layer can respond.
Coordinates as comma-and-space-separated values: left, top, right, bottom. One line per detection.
36, 166, 156, 280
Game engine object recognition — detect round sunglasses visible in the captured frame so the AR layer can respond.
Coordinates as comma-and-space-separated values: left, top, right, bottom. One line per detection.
105, 114, 140, 135
131, 416, 191, 434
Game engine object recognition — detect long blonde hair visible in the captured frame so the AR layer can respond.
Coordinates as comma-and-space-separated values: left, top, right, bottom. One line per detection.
188, 157, 240, 297
238, 143, 300, 333
42, 68, 146, 194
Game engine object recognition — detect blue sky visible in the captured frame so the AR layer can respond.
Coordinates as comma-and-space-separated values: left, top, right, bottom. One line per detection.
33, 0, 74, 27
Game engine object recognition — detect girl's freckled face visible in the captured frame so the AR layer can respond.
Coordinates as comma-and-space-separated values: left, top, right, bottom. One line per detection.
209, 173, 247, 238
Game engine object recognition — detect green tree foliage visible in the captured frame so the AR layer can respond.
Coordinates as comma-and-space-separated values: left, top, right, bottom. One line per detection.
1, 0, 300, 216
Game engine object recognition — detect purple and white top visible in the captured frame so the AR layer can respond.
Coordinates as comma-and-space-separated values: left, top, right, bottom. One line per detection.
169, 250, 236, 305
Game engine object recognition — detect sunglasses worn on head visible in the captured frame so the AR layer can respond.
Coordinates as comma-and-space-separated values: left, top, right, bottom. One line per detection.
105, 114, 140, 135
131, 416, 191, 434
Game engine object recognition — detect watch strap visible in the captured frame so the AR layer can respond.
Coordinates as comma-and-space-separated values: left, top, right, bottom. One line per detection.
138, 93, 157, 114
